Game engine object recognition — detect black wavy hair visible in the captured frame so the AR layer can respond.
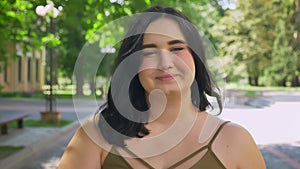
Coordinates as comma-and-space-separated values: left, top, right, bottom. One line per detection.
97, 6, 223, 146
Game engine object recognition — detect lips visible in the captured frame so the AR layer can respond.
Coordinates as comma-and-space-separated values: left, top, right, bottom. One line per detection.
156, 74, 178, 81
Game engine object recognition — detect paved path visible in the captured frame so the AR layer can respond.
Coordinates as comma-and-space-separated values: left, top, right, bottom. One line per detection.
222, 91, 300, 169
0, 97, 99, 169
0, 97, 102, 121
21, 128, 76, 169
0, 92, 299, 169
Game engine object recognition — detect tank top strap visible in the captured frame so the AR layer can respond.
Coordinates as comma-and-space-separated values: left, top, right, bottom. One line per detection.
208, 121, 230, 148
122, 146, 155, 169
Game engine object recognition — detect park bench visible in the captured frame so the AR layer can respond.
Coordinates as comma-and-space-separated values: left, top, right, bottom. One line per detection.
0, 112, 29, 134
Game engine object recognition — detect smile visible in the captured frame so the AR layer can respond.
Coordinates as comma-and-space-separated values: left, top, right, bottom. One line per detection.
156, 74, 178, 81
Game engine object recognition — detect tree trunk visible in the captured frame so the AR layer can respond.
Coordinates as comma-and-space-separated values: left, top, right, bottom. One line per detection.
248, 76, 259, 86
254, 76, 259, 86
248, 77, 252, 86
291, 75, 300, 86
75, 75, 84, 96
281, 78, 287, 87
89, 76, 96, 95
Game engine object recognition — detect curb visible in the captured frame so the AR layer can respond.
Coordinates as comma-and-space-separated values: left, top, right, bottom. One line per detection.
0, 120, 81, 169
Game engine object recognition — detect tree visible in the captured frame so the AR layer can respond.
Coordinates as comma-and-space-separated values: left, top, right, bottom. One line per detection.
56, 0, 89, 95
211, 0, 300, 86
0, 0, 41, 71
291, 0, 300, 86
265, 0, 298, 86
57, 0, 224, 95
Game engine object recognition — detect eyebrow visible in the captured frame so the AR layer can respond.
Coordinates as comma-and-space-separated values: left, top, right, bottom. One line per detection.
142, 39, 187, 49
142, 44, 157, 49
168, 39, 186, 45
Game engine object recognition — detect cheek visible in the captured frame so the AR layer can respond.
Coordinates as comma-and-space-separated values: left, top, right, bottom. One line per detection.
138, 70, 150, 80
138, 70, 155, 92
176, 52, 195, 74
139, 57, 157, 71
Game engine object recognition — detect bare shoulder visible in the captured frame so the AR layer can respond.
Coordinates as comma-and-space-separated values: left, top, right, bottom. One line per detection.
219, 122, 266, 169
221, 122, 254, 142
58, 114, 111, 169
81, 114, 112, 148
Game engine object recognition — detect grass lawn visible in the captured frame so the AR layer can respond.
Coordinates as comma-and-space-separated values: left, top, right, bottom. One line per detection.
8, 119, 73, 128
226, 83, 300, 92
0, 146, 24, 160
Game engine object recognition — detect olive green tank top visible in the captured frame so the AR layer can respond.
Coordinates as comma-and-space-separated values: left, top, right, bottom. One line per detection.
102, 121, 230, 169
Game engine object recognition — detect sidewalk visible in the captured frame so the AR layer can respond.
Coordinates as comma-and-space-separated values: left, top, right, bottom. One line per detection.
224, 91, 300, 169
0, 95, 300, 169
260, 143, 300, 169
1, 116, 300, 169
0, 112, 92, 169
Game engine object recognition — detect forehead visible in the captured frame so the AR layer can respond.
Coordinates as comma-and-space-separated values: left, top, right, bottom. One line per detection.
144, 18, 186, 43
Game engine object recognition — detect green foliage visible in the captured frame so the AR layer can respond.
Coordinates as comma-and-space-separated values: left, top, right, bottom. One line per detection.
212, 0, 300, 87
0, 91, 45, 98
55, 0, 226, 95
41, 33, 61, 47
8, 119, 73, 128
2, 0, 299, 93
244, 90, 261, 97
0, 0, 36, 70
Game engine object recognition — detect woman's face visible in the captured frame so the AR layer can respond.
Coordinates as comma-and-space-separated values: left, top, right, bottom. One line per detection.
138, 17, 195, 95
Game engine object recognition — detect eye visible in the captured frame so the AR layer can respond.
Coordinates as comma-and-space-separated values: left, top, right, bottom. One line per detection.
170, 47, 184, 52
142, 50, 159, 57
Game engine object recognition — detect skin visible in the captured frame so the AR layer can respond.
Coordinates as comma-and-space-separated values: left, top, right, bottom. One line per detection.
138, 18, 196, 125
58, 18, 266, 169
139, 18, 195, 95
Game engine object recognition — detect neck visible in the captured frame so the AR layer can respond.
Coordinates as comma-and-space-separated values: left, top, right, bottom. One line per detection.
146, 89, 198, 128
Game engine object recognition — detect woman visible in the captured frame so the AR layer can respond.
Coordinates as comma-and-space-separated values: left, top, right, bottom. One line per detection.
58, 6, 266, 169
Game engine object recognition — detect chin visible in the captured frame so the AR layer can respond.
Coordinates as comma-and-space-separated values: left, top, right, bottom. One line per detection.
156, 85, 184, 96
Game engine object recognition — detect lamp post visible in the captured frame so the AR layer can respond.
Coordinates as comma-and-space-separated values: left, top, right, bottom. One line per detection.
36, 1, 62, 123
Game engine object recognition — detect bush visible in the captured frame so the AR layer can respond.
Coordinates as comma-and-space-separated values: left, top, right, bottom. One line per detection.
0, 91, 45, 98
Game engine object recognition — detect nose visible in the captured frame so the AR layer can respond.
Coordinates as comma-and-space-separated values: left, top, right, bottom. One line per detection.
158, 50, 174, 70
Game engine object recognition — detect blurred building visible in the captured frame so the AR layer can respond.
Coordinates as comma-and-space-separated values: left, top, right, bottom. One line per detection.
0, 43, 45, 93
